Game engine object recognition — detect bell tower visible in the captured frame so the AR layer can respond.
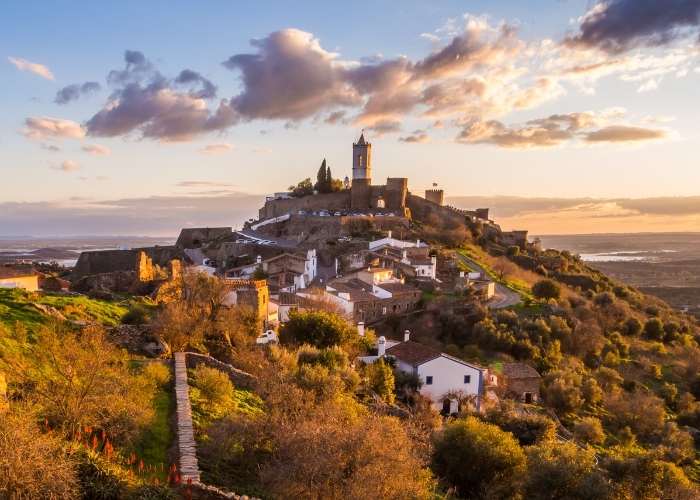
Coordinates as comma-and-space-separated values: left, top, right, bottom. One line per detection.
352, 131, 372, 182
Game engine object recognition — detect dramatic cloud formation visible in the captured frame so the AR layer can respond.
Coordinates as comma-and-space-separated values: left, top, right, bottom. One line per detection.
566, 0, 700, 53
86, 50, 237, 141
22, 117, 85, 140
81, 144, 111, 156
55, 81, 102, 104
223, 29, 359, 120
199, 143, 233, 154
51, 160, 80, 172
7, 56, 54, 80
457, 110, 667, 148
399, 130, 430, 143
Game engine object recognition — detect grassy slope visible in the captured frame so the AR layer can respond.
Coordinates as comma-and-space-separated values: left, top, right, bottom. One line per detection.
0, 288, 129, 332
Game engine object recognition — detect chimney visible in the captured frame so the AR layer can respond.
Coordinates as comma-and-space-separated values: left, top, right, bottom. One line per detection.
377, 336, 386, 356
256, 255, 262, 264
404, 330, 410, 342
459, 271, 465, 278
416, 239, 421, 247
357, 322, 365, 337
387, 230, 392, 239
402, 249, 408, 260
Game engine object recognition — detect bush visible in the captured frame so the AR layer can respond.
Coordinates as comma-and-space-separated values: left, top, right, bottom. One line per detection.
573, 417, 605, 445
488, 411, 557, 446
121, 303, 150, 325
532, 279, 561, 301
643, 318, 664, 341
142, 362, 171, 388
192, 364, 234, 408
432, 417, 525, 498
0, 407, 79, 498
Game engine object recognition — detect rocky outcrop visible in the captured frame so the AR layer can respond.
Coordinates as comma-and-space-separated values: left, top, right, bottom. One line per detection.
107, 324, 170, 358
30, 302, 67, 321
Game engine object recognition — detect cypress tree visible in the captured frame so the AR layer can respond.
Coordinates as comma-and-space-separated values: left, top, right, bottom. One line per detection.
316, 159, 327, 192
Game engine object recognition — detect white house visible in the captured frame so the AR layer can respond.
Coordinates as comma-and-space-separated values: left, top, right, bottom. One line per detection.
361, 331, 485, 413
400, 250, 437, 279
369, 232, 428, 252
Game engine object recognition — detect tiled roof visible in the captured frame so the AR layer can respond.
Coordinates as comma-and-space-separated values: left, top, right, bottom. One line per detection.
376, 282, 420, 294
503, 363, 541, 379
386, 341, 441, 366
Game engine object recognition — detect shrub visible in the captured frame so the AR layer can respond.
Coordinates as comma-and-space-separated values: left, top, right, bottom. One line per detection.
365, 359, 395, 404
622, 317, 642, 336
192, 365, 234, 408
142, 362, 171, 388
643, 318, 664, 341
573, 417, 605, 445
0, 407, 79, 498
532, 279, 561, 301
121, 303, 150, 325
488, 411, 557, 446
432, 417, 525, 498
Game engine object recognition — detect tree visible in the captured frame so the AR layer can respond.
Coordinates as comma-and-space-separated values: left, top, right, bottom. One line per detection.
315, 159, 331, 193
365, 359, 395, 404
532, 279, 561, 300
573, 416, 605, 445
289, 178, 314, 197
280, 310, 355, 348
432, 417, 526, 498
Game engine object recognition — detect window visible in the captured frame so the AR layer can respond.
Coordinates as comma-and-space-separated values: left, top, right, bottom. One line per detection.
426, 376, 433, 385
464, 375, 471, 384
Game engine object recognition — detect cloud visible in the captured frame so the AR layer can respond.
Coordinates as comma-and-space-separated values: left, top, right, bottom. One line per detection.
7, 56, 54, 80
0, 192, 264, 236
81, 144, 111, 156
22, 117, 86, 140
174, 69, 217, 99
222, 29, 359, 120
457, 110, 669, 148
55, 81, 102, 104
199, 143, 233, 154
399, 130, 430, 143
583, 125, 666, 143
566, 0, 700, 53
86, 50, 237, 141
176, 180, 235, 188
366, 119, 401, 136
51, 160, 80, 172
413, 16, 521, 79
41, 143, 61, 152
324, 110, 347, 125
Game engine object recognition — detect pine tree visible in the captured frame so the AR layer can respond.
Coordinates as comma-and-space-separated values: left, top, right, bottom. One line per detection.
325, 164, 333, 192
315, 159, 327, 192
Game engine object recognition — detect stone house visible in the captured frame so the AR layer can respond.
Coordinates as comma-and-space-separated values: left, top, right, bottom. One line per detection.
222, 278, 270, 324
225, 250, 317, 292
0, 266, 39, 291
502, 363, 541, 404
361, 332, 485, 413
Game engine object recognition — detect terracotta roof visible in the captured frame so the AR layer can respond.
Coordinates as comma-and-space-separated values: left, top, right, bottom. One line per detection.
386, 341, 441, 366
503, 363, 541, 379
376, 282, 420, 294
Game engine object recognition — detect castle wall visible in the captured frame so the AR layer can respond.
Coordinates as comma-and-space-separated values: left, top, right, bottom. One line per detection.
259, 191, 350, 219
407, 194, 468, 229
385, 178, 408, 211
176, 227, 232, 248
351, 179, 372, 210
425, 189, 444, 206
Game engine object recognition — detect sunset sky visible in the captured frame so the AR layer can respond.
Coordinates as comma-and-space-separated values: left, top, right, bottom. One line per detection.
2, 0, 700, 236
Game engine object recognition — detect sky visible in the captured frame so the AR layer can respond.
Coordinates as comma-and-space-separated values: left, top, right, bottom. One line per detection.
2, 0, 700, 236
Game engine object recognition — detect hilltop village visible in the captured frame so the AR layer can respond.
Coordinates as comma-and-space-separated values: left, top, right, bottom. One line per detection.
4, 134, 700, 498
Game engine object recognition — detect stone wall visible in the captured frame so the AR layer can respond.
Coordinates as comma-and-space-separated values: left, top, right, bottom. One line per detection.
176, 228, 232, 249
185, 352, 257, 389
407, 193, 468, 229
259, 191, 350, 220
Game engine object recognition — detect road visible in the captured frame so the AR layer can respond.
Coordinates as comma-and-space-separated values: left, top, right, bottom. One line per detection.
455, 253, 521, 309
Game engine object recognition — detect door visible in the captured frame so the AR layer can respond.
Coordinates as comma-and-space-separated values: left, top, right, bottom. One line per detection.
524, 392, 533, 404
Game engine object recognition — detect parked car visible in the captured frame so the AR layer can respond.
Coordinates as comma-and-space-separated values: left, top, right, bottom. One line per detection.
256, 330, 278, 345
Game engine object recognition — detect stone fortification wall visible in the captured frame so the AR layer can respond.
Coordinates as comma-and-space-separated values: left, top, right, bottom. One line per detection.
407, 194, 468, 229
176, 228, 232, 249
259, 191, 350, 220
256, 214, 409, 243
72, 246, 186, 280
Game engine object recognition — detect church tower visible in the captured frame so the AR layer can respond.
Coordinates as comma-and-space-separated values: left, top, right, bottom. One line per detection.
352, 132, 372, 182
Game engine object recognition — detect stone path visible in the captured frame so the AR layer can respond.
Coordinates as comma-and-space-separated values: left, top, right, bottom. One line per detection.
174, 352, 201, 483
